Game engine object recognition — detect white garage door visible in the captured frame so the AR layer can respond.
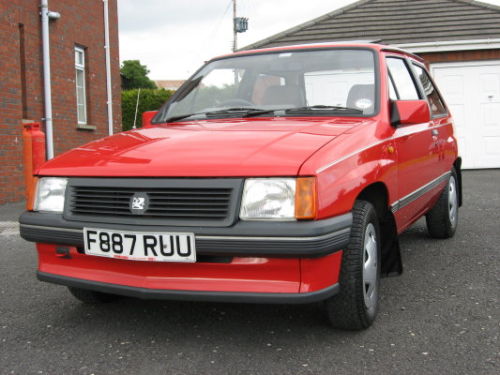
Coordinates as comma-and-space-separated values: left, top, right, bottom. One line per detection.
431, 61, 500, 169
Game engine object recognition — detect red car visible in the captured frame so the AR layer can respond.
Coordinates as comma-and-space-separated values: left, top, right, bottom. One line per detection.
20, 43, 461, 330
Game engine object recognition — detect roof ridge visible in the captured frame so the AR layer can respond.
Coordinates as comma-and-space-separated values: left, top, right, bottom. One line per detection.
240, 0, 375, 50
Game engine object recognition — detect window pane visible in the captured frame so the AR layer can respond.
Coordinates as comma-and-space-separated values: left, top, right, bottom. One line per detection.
388, 76, 398, 100
191, 68, 242, 112
159, 49, 377, 122
386, 58, 419, 100
75, 47, 87, 124
77, 87, 85, 105
76, 69, 84, 87
252, 74, 285, 104
75, 49, 84, 66
412, 64, 447, 116
304, 69, 375, 113
77, 104, 86, 123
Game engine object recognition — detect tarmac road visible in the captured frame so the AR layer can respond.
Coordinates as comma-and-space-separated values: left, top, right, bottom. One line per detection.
0, 170, 498, 375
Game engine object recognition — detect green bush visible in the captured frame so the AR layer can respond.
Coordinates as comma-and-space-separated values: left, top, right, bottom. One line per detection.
121, 89, 174, 131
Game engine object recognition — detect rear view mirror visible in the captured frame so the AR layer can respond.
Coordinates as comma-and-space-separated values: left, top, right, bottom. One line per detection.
391, 100, 430, 126
142, 111, 159, 128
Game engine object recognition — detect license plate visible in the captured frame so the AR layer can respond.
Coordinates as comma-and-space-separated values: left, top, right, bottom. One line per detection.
83, 228, 196, 263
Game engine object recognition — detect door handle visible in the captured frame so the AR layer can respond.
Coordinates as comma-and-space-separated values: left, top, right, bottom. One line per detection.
432, 129, 439, 136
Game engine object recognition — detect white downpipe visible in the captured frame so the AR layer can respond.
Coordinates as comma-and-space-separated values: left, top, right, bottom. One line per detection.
103, 0, 113, 135
40, 0, 54, 159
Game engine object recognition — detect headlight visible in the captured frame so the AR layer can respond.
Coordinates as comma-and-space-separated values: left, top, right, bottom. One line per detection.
34, 177, 68, 213
240, 177, 316, 221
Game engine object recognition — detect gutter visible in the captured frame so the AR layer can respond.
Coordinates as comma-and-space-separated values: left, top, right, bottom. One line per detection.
103, 0, 114, 136
396, 38, 500, 53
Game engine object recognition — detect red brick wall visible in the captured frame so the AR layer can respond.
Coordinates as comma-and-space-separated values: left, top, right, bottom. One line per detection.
0, 0, 121, 204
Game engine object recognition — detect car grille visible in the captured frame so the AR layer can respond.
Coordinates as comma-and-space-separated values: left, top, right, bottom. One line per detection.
64, 178, 243, 227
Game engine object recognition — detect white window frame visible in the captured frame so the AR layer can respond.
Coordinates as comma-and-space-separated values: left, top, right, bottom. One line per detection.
75, 46, 87, 125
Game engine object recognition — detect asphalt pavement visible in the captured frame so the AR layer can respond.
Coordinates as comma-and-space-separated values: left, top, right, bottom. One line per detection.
0, 170, 498, 375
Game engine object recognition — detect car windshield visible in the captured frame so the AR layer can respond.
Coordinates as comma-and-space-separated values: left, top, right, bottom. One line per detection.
154, 48, 377, 123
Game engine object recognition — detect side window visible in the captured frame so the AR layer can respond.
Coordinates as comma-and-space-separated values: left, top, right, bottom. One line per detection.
75, 46, 87, 124
386, 58, 420, 100
412, 63, 447, 117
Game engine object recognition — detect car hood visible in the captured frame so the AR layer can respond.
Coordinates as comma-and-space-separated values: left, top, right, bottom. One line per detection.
39, 117, 369, 177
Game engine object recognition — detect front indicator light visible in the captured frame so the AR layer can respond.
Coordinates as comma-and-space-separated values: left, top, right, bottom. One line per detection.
295, 177, 317, 220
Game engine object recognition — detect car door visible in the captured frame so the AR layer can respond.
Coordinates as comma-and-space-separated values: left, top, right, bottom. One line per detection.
386, 56, 442, 230
411, 62, 455, 175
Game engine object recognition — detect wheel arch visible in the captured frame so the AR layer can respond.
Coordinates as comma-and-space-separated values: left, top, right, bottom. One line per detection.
355, 182, 402, 277
356, 182, 389, 221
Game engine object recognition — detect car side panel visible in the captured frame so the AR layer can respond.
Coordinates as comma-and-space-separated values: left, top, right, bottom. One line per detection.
300, 123, 398, 220
392, 122, 443, 228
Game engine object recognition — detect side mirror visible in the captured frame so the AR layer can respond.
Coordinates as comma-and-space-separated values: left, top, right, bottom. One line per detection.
142, 111, 159, 128
391, 100, 430, 126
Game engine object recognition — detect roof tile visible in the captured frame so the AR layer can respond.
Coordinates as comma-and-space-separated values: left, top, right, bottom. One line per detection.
243, 0, 500, 49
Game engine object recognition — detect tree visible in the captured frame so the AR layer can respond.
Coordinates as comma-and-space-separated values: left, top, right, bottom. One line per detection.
120, 60, 156, 90
121, 88, 174, 131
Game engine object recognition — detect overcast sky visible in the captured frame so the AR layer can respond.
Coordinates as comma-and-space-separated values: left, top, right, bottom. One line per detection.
118, 0, 500, 80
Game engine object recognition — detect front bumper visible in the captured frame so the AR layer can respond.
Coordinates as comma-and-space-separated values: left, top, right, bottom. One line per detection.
37, 271, 340, 304
19, 212, 352, 257
20, 212, 351, 301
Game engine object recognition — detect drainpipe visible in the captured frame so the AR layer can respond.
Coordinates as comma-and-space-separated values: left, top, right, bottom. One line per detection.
40, 0, 60, 160
103, 0, 113, 135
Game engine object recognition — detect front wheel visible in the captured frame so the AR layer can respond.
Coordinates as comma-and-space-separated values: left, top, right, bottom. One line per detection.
325, 200, 381, 330
426, 168, 459, 239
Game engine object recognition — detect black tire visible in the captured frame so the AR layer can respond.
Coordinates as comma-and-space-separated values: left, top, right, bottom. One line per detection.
68, 287, 119, 304
426, 168, 459, 239
325, 200, 381, 330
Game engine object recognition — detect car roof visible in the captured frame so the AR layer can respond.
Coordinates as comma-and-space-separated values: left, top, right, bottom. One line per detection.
212, 42, 424, 63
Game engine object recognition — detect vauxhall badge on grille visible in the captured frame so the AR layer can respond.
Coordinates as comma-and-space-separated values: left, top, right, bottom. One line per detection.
130, 192, 149, 214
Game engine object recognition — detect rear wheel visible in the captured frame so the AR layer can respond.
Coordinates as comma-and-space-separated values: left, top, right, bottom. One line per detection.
68, 287, 119, 304
325, 200, 381, 330
426, 168, 459, 239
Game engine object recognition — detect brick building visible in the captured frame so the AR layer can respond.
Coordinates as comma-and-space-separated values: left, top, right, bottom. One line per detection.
244, 0, 500, 169
0, 0, 121, 204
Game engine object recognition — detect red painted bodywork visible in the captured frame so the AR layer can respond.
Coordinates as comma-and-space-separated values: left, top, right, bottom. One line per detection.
32, 43, 458, 296
395, 100, 431, 125
37, 243, 341, 293
141, 111, 158, 128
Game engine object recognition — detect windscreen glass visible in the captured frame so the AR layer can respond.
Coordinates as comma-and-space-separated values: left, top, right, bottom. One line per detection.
154, 49, 377, 123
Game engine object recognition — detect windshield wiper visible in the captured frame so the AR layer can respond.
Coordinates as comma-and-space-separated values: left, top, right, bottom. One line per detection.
204, 107, 278, 117
164, 105, 363, 123
285, 105, 363, 114
164, 112, 207, 123
241, 109, 281, 117
164, 107, 278, 123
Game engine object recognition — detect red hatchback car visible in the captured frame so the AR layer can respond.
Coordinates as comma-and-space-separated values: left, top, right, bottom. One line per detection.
20, 43, 461, 330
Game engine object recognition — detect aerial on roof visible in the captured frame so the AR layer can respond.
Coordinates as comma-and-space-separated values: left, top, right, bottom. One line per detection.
243, 0, 500, 50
